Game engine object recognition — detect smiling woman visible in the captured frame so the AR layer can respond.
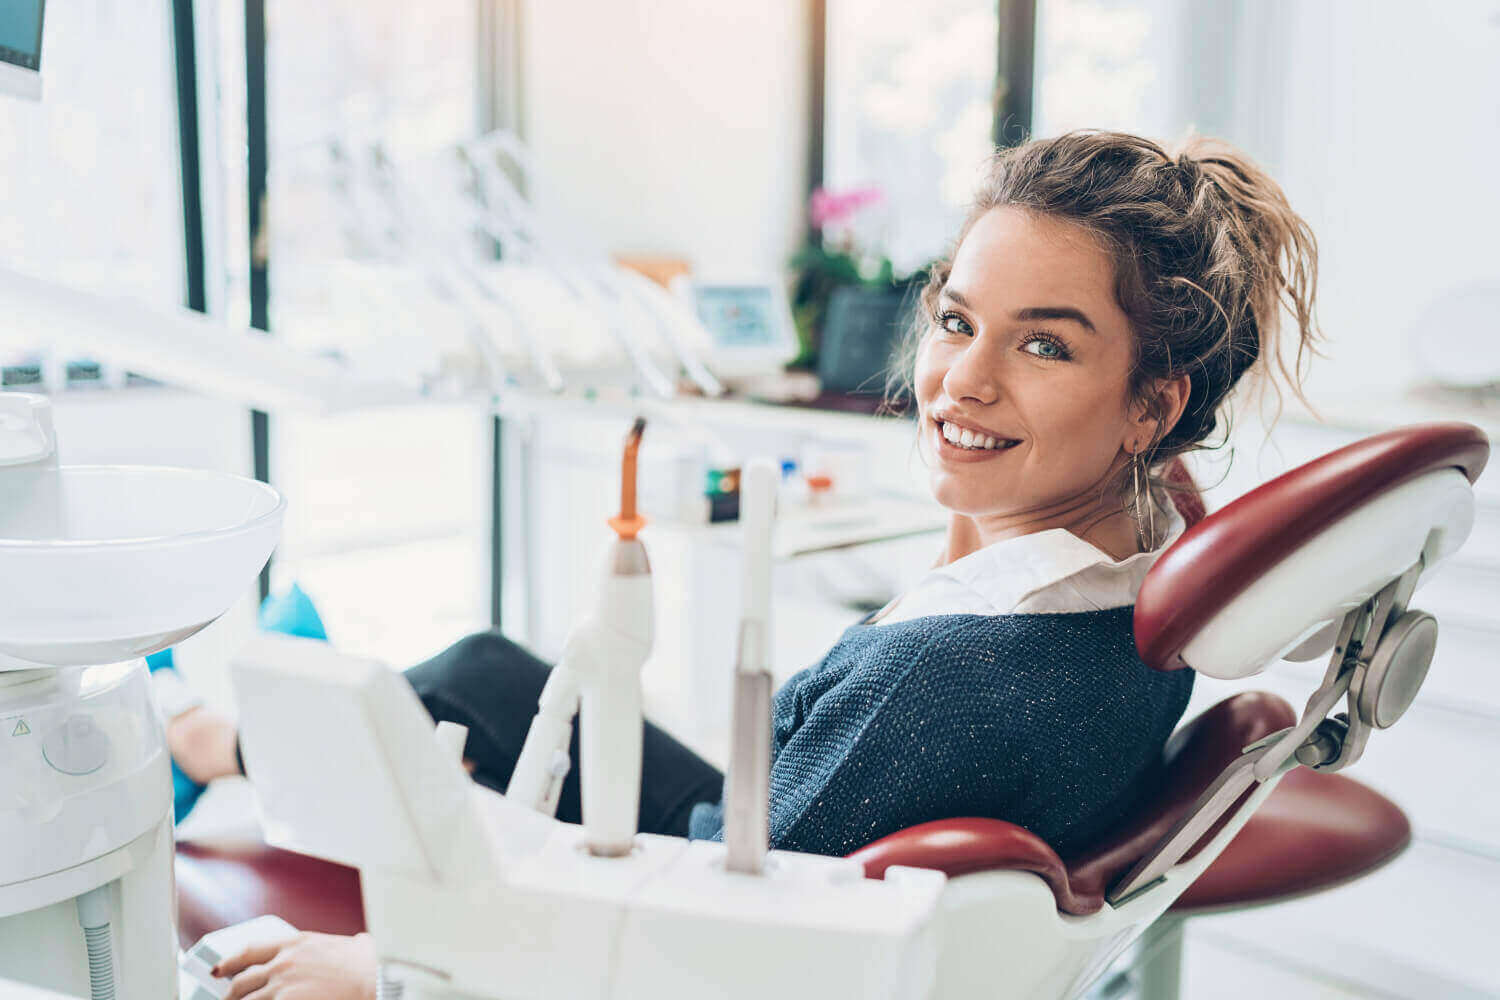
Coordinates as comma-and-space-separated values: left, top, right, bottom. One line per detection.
917, 207, 1177, 562
892, 129, 1320, 565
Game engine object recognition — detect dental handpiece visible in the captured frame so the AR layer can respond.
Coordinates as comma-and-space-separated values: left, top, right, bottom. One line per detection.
724, 459, 776, 875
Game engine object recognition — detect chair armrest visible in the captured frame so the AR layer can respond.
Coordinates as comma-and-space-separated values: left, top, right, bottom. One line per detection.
849, 818, 1101, 914
175, 838, 366, 948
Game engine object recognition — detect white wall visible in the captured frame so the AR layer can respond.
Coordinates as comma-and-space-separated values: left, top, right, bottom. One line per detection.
521, 0, 811, 279
1036, 0, 1500, 409
1246, 0, 1500, 405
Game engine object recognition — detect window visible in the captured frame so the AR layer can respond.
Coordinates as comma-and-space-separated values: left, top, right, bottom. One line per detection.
823, 0, 1000, 274
0, 1, 183, 307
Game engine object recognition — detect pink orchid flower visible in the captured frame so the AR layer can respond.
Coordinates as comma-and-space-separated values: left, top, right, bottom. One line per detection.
809, 185, 884, 229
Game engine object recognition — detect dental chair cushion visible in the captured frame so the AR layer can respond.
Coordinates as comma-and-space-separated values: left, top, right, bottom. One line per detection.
1169, 765, 1410, 913
175, 839, 366, 948
1136, 422, 1489, 674
851, 690, 1297, 915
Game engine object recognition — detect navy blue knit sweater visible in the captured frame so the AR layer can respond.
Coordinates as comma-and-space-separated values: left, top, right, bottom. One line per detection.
688, 608, 1193, 858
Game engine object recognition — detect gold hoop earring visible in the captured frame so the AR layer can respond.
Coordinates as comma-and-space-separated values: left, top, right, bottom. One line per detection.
1130, 450, 1155, 551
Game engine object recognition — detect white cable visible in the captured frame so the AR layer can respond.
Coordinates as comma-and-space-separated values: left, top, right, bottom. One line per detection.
374, 149, 564, 393
458, 134, 683, 398
376, 965, 406, 1000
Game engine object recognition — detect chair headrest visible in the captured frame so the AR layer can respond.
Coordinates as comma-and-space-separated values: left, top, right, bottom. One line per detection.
1136, 423, 1488, 678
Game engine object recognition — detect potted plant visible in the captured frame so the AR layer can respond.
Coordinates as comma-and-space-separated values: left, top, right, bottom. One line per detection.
789, 186, 926, 402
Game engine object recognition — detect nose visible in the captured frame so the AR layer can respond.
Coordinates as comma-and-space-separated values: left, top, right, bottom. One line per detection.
941, 335, 1004, 407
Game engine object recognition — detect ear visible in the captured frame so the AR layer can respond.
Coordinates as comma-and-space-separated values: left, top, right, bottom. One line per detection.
1128, 374, 1192, 451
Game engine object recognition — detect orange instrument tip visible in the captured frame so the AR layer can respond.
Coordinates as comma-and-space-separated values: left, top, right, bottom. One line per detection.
608, 514, 648, 540
611, 417, 647, 538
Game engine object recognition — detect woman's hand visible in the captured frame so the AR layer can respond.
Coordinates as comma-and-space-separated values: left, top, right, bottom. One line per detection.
216, 931, 377, 1000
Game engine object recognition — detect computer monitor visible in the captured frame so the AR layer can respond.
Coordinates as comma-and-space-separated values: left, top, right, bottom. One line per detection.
680, 280, 800, 378
0, 0, 45, 100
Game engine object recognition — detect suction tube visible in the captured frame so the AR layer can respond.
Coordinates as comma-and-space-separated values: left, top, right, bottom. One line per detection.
75, 883, 116, 1000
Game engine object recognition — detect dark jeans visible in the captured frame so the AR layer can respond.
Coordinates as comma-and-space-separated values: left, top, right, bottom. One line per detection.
404, 630, 724, 837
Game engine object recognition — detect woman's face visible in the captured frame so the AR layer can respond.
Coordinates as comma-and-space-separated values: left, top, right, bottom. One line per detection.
914, 207, 1146, 530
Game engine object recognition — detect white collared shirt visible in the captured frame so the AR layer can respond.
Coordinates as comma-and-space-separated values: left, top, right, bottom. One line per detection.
872, 486, 1187, 623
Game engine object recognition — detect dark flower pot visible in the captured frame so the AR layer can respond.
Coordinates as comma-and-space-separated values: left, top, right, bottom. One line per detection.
818, 285, 920, 400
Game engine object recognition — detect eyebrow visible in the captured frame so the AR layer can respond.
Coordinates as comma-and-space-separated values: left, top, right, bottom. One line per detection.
941, 288, 1098, 334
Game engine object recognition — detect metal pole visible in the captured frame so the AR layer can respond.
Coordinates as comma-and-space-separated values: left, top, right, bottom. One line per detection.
1134, 917, 1185, 1000
170, 0, 205, 315
993, 0, 1037, 146
246, 0, 271, 602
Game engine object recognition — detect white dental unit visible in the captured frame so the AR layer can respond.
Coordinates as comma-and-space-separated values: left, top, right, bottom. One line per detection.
0, 391, 282, 999
233, 434, 948, 999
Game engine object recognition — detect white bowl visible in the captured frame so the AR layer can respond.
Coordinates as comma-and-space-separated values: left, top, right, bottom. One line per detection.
0, 466, 284, 666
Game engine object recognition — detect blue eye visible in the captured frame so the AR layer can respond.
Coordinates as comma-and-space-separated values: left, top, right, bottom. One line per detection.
935, 311, 972, 336
1022, 333, 1071, 361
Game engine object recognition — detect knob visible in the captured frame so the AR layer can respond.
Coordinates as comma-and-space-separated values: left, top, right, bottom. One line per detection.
43, 714, 110, 775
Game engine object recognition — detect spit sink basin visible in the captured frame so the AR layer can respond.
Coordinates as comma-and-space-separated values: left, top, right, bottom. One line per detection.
0, 465, 284, 667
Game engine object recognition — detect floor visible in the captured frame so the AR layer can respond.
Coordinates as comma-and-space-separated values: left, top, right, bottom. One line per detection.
1173, 836, 1500, 999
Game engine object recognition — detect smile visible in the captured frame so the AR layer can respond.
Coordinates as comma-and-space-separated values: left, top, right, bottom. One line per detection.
936, 419, 1021, 453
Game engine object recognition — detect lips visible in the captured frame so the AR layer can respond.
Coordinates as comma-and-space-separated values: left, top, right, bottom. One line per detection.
928, 420, 1022, 466
934, 416, 1021, 453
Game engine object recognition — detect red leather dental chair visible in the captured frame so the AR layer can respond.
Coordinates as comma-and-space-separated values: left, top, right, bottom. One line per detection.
175, 423, 1488, 999
851, 422, 1485, 996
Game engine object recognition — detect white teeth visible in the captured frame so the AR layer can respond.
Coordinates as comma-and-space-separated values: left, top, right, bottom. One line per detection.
940, 421, 1013, 451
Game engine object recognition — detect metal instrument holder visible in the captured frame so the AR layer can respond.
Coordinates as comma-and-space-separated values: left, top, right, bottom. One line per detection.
1108, 559, 1430, 906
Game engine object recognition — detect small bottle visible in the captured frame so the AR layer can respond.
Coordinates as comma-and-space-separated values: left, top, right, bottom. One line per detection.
806, 474, 834, 507
777, 458, 809, 510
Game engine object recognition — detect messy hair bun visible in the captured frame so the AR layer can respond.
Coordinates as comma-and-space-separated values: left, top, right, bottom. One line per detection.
894, 129, 1321, 476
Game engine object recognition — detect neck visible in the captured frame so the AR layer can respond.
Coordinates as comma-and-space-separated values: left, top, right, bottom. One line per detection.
940, 493, 1144, 565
